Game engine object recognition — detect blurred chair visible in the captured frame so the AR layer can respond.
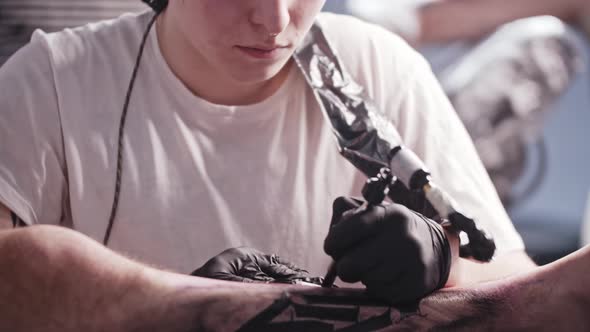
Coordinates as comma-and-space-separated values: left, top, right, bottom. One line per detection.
507, 33, 590, 265
434, 17, 583, 208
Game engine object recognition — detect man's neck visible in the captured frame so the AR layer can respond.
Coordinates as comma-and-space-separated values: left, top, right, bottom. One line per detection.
156, 13, 292, 106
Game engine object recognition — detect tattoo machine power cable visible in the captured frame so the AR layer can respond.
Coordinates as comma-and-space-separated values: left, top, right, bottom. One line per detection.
292, 22, 496, 279
103, 0, 168, 246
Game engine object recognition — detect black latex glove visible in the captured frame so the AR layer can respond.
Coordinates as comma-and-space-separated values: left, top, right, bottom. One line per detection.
324, 197, 452, 303
191, 247, 309, 283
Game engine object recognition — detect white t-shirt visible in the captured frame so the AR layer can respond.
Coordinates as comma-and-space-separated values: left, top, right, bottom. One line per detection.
0, 10, 523, 275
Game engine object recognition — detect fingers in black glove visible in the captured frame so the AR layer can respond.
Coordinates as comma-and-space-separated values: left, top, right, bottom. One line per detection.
330, 196, 364, 227
324, 197, 452, 304
325, 204, 406, 259
191, 247, 267, 282
261, 255, 308, 282
334, 236, 393, 283
192, 247, 309, 284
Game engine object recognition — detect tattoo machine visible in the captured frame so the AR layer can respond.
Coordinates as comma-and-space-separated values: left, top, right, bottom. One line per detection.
292, 23, 496, 289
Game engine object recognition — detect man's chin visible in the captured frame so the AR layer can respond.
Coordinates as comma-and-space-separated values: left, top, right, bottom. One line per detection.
229, 59, 293, 85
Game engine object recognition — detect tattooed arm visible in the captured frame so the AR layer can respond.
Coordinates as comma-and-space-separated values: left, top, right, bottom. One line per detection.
179, 246, 590, 332
1, 222, 588, 331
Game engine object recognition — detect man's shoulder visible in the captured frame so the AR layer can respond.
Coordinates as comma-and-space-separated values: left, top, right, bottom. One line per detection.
315, 13, 426, 96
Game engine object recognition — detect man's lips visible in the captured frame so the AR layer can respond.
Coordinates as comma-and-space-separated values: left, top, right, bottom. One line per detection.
235, 44, 289, 60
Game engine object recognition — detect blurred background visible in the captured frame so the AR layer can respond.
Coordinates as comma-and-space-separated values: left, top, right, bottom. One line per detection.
1, 0, 589, 265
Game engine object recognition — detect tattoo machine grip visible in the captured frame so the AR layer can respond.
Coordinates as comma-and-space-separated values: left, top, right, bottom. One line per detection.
389, 147, 496, 262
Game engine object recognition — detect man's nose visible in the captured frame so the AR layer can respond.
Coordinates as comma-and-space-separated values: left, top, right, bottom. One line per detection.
249, 0, 290, 36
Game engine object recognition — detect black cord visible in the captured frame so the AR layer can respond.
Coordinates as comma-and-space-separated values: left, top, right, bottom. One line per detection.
143, 0, 169, 13
10, 211, 23, 228
103, 7, 165, 246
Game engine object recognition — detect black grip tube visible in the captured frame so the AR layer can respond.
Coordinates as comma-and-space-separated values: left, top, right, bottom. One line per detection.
449, 212, 496, 262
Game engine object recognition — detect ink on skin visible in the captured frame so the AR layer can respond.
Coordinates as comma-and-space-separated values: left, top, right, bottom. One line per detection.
235, 291, 425, 332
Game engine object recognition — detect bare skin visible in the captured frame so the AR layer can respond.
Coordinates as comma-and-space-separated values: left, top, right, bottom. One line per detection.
418, 0, 589, 44
1, 219, 583, 331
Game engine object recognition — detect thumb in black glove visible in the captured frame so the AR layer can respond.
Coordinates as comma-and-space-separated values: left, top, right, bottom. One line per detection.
324, 197, 452, 303
191, 247, 309, 283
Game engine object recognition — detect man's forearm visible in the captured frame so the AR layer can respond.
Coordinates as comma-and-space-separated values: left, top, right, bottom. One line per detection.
1, 224, 588, 331
0, 225, 210, 332
172, 247, 590, 332
418, 0, 584, 44
0, 224, 432, 331
195, 247, 588, 332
